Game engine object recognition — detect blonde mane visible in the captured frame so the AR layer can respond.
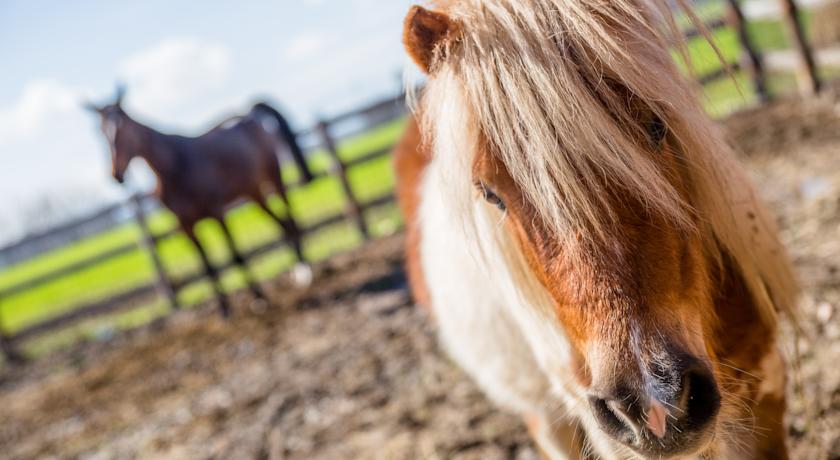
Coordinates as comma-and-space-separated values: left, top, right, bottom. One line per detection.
418, 0, 798, 326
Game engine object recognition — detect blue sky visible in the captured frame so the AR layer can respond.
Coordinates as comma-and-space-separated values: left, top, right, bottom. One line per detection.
0, 0, 416, 241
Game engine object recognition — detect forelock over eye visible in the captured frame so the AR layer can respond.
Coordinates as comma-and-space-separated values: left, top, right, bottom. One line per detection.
476, 181, 506, 212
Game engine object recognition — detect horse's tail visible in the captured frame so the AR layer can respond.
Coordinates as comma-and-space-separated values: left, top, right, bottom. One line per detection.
253, 102, 315, 183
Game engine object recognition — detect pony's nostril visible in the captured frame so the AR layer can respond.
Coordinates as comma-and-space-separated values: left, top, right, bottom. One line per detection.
589, 396, 636, 443
588, 364, 720, 455
680, 366, 721, 431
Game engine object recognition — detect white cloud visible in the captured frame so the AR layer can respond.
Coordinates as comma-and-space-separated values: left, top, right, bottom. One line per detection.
271, 25, 406, 117
118, 37, 233, 114
0, 79, 123, 242
282, 32, 329, 62
0, 37, 235, 146
0, 79, 81, 142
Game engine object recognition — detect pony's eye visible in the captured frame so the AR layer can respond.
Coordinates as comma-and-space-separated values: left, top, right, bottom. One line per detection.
476, 181, 506, 211
647, 115, 667, 145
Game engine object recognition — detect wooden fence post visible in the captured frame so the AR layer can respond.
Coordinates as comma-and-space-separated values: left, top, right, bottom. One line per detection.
725, 0, 769, 102
0, 336, 23, 364
0, 305, 23, 364
778, 0, 821, 95
131, 194, 179, 310
316, 120, 370, 240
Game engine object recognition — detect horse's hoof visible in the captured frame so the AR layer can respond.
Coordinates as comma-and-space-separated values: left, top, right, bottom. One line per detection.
250, 286, 268, 301
2, 350, 26, 366
291, 263, 313, 287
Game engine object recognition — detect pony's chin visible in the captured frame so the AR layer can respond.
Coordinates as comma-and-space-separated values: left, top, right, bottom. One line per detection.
626, 429, 716, 460
599, 413, 717, 460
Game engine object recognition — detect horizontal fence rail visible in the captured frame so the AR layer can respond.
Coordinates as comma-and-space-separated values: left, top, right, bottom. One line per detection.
0, 202, 128, 267
8, 193, 397, 346
0, 242, 139, 300
0, 0, 836, 362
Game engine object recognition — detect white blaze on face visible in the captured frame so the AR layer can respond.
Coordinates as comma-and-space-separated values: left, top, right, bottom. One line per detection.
104, 116, 119, 146
422, 72, 584, 399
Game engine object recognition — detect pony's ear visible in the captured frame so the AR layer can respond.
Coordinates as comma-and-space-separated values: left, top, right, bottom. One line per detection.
403, 5, 456, 74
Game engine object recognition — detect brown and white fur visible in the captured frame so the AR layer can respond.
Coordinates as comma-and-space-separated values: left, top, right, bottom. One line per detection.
394, 1, 797, 458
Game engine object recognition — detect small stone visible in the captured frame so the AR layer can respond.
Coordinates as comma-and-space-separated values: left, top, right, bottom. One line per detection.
291, 263, 314, 287
515, 447, 540, 460
358, 291, 410, 316
816, 302, 834, 323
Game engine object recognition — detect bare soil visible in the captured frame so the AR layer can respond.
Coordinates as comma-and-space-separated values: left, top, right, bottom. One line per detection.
3, 89, 840, 460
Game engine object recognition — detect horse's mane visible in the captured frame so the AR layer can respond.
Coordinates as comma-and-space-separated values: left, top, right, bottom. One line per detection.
419, 0, 797, 325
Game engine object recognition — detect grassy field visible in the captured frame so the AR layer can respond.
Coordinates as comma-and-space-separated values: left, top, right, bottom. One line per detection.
0, 5, 833, 353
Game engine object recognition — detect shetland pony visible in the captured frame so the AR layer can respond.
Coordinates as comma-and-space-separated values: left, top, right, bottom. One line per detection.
394, 1, 798, 458
87, 88, 314, 316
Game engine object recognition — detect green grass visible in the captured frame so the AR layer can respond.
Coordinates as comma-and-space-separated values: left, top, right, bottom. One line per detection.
0, 3, 835, 354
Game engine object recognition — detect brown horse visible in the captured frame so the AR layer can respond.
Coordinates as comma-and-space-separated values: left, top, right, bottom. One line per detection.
396, 1, 798, 458
87, 88, 314, 317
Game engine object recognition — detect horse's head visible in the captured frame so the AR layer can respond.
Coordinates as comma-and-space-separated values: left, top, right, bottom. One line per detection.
85, 85, 134, 184
404, 1, 795, 457
469, 139, 723, 456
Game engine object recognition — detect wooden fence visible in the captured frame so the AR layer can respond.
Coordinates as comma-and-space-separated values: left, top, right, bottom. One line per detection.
0, 0, 835, 363
691, 0, 830, 100
0, 92, 408, 362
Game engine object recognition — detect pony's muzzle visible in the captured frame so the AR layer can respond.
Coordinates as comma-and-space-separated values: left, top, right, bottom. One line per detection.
588, 359, 721, 457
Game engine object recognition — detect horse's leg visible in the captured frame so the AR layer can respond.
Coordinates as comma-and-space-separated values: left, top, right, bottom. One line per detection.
748, 347, 789, 459
215, 215, 269, 301
183, 224, 231, 317
750, 396, 789, 460
525, 414, 586, 460
252, 195, 312, 287
264, 171, 307, 263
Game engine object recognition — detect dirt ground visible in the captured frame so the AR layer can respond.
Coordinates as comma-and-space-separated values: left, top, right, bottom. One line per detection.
3, 88, 840, 460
